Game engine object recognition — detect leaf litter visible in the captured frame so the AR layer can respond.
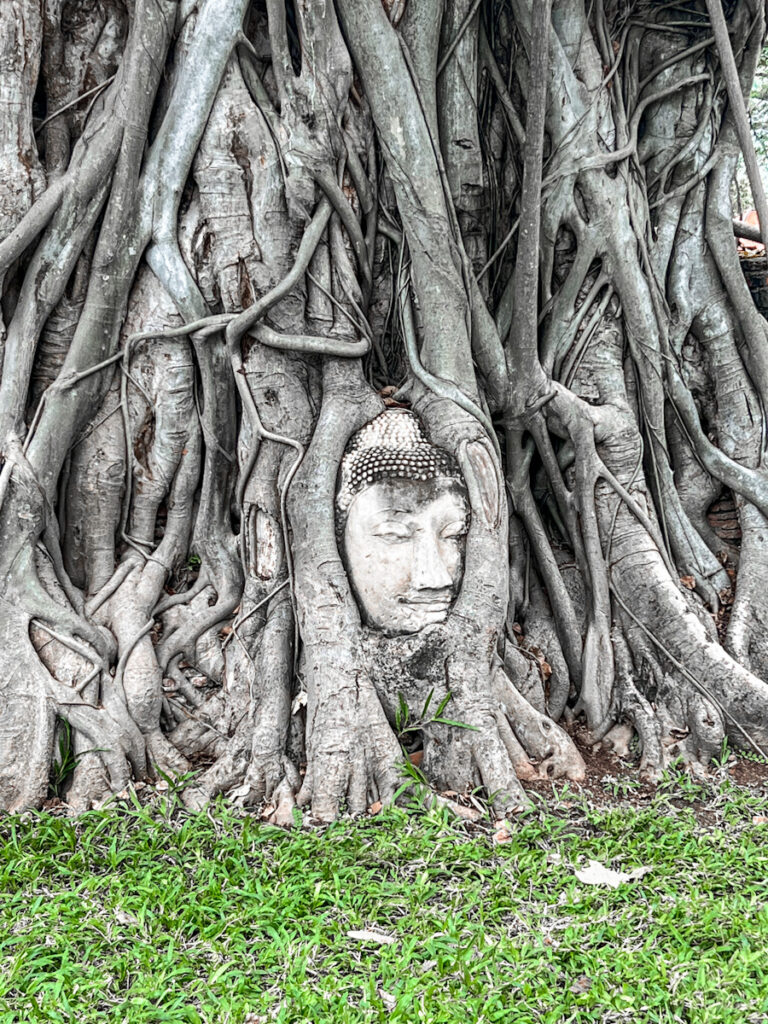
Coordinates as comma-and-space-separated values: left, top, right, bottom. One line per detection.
574, 859, 653, 888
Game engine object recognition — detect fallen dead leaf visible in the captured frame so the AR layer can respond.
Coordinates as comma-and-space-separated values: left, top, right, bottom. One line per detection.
575, 859, 652, 888
379, 989, 396, 1011
680, 575, 696, 589
449, 802, 482, 821
347, 929, 397, 946
115, 908, 140, 927
570, 975, 592, 995
493, 827, 512, 844
369, 801, 383, 814
752, 815, 768, 825
409, 750, 423, 766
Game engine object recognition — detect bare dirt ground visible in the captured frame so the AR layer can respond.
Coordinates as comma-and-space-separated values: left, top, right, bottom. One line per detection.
520, 740, 768, 827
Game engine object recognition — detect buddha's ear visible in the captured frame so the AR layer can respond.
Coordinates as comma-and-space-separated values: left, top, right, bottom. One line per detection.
458, 438, 502, 530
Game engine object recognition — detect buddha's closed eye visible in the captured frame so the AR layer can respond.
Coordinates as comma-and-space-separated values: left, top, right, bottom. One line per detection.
373, 525, 412, 542
441, 521, 467, 539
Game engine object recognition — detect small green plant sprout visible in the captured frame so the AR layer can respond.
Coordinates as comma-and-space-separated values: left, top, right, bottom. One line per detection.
711, 737, 733, 770
392, 756, 431, 808
49, 720, 107, 799
152, 764, 199, 795
657, 758, 713, 804
393, 692, 480, 813
394, 689, 479, 742
738, 746, 768, 765
149, 765, 202, 819
602, 774, 641, 799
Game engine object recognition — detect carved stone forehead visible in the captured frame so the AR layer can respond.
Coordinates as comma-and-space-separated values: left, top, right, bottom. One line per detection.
336, 409, 466, 529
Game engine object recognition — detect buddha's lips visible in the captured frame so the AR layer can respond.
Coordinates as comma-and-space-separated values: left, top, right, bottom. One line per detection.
398, 593, 453, 608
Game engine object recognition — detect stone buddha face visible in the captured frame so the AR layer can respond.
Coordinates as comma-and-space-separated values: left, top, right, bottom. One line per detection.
336, 410, 469, 635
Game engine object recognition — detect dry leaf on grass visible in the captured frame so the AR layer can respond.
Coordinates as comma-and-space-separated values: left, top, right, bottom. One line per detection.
114, 908, 140, 927
752, 815, 768, 825
378, 989, 397, 1011
575, 859, 652, 888
347, 929, 397, 946
433, 795, 482, 820
493, 819, 513, 843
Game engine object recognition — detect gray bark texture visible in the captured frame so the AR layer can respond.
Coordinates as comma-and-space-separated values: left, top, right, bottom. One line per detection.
1, 0, 767, 821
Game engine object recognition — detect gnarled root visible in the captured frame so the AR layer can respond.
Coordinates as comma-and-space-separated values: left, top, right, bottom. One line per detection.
492, 667, 586, 782
297, 654, 403, 822
0, 451, 142, 810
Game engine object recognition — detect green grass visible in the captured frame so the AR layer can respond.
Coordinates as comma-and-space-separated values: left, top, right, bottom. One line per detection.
1, 778, 767, 1024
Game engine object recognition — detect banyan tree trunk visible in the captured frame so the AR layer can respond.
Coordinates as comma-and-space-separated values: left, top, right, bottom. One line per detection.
1, 0, 768, 821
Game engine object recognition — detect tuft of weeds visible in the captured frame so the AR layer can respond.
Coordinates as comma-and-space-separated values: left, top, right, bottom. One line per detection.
49, 722, 106, 800
601, 774, 642, 800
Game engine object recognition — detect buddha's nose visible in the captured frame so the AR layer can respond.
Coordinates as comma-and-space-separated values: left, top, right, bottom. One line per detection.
411, 533, 453, 590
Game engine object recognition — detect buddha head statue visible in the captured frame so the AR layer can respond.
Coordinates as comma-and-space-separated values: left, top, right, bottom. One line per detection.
336, 409, 469, 635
